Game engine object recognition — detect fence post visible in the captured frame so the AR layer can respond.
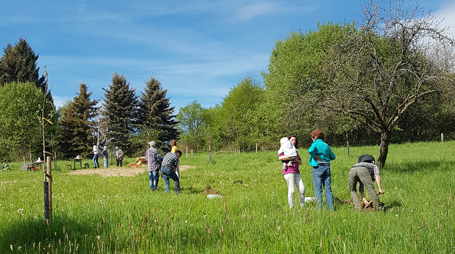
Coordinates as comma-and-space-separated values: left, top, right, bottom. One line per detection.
209, 145, 212, 161
346, 133, 350, 156
441, 133, 444, 143
186, 147, 188, 158
256, 143, 258, 154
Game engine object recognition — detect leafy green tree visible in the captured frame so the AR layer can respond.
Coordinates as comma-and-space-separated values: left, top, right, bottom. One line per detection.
0, 82, 42, 161
102, 73, 137, 155
177, 100, 205, 151
218, 75, 264, 150
202, 105, 223, 151
137, 76, 178, 149
322, 2, 455, 168
0, 38, 46, 91
261, 23, 357, 148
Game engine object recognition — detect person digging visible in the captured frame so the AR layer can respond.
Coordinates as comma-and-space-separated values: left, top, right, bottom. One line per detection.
349, 155, 385, 211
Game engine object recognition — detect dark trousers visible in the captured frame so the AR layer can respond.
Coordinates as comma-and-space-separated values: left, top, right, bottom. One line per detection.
116, 159, 122, 167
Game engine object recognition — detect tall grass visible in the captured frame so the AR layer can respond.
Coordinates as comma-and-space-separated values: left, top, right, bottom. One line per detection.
1, 141, 454, 253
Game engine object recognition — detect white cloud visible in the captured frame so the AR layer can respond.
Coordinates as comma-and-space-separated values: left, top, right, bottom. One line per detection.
52, 95, 71, 109
233, 3, 278, 22
433, 1, 455, 36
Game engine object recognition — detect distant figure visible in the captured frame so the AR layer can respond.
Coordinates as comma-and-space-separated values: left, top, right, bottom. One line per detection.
92, 143, 100, 168
170, 140, 179, 153
349, 155, 385, 211
170, 139, 180, 177
146, 141, 162, 191
102, 146, 109, 168
161, 150, 182, 194
115, 147, 124, 167
308, 129, 336, 210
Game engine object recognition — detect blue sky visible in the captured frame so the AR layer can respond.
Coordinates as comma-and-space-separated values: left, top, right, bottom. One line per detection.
1, 0, 454, 111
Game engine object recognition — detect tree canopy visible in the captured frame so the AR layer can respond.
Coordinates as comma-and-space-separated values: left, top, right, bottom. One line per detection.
0, 38, 46, 91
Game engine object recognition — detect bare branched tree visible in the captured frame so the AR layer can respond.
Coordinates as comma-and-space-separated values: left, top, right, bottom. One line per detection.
323, 1, 454, 168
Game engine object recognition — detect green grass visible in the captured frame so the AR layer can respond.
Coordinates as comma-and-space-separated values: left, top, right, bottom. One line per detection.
1, 141, 454, 253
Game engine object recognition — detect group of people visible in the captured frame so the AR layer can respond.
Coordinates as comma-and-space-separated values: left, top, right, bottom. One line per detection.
146, 139, 182, 194
279, 129, 384, 211
92, 143, 124, 168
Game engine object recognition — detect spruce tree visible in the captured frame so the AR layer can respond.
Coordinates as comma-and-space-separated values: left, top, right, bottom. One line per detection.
102, 72, 137, 155
0, 38, 46, 90
58, 102, 78, 158
137, 76, 178, 149
73, 83, 98, 156
58, 83, 98, 158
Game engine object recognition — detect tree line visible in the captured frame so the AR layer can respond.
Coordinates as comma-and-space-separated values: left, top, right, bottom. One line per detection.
0, 39, 178, 161
1, 2, 454, 168
176, 2, 455, 168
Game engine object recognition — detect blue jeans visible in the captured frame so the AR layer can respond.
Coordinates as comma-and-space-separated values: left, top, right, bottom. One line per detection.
312, 162, 334, 210
149, 170, 160, 191
92, 154, 99, 168
103, 157, 108, 168
161, 166, 180, 193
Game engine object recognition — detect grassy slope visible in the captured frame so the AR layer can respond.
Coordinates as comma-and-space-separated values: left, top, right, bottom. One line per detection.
0, 141, 454, 253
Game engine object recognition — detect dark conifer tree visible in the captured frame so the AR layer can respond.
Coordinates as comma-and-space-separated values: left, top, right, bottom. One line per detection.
137, 76, 178, 148
102, 72, 137, 155
58, 102, 78, 158
0, 38, 46, 90
72, 83, 98, 156
58, 83, 98, 158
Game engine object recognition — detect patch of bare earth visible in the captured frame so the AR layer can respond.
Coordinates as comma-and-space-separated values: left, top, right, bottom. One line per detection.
67, 165, 196, 177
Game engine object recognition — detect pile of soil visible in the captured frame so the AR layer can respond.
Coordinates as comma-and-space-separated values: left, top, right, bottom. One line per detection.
67, 165, 195, 177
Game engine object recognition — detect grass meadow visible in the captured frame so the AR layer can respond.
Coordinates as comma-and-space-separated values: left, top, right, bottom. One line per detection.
1, 141, 454, 253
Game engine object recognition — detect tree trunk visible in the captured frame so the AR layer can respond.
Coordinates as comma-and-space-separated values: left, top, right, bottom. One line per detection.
377, 131, 390, 169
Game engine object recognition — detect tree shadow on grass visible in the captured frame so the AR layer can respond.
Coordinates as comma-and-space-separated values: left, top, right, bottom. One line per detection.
0, 214, 95, 252
383, 199, 402, 212
385, 160, 455, 174
181, 186, 203, 195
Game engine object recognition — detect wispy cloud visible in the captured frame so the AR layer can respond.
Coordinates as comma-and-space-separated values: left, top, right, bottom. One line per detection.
233, 3, 279, 22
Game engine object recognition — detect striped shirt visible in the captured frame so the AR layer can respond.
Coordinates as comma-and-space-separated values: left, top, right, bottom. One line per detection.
161, 152, 179, 169
146, 147, 161, 172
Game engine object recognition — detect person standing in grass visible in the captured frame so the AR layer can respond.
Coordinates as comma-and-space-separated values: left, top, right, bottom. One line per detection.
92, 143, 100, 168
102, 146, 109, 168
146, 141, 162, 191
279, 134, 305, 209
349, 155, 384, 211
161, 150, 182, 194
170, 139, 181, 177
115, 146, 124, 167
308, 129, 336, 210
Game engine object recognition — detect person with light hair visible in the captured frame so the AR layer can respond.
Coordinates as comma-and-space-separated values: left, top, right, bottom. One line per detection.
92, 143, 99, 168
102, 146, 109, 168
115, 147, 124, 167
146, 141, 162, 191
